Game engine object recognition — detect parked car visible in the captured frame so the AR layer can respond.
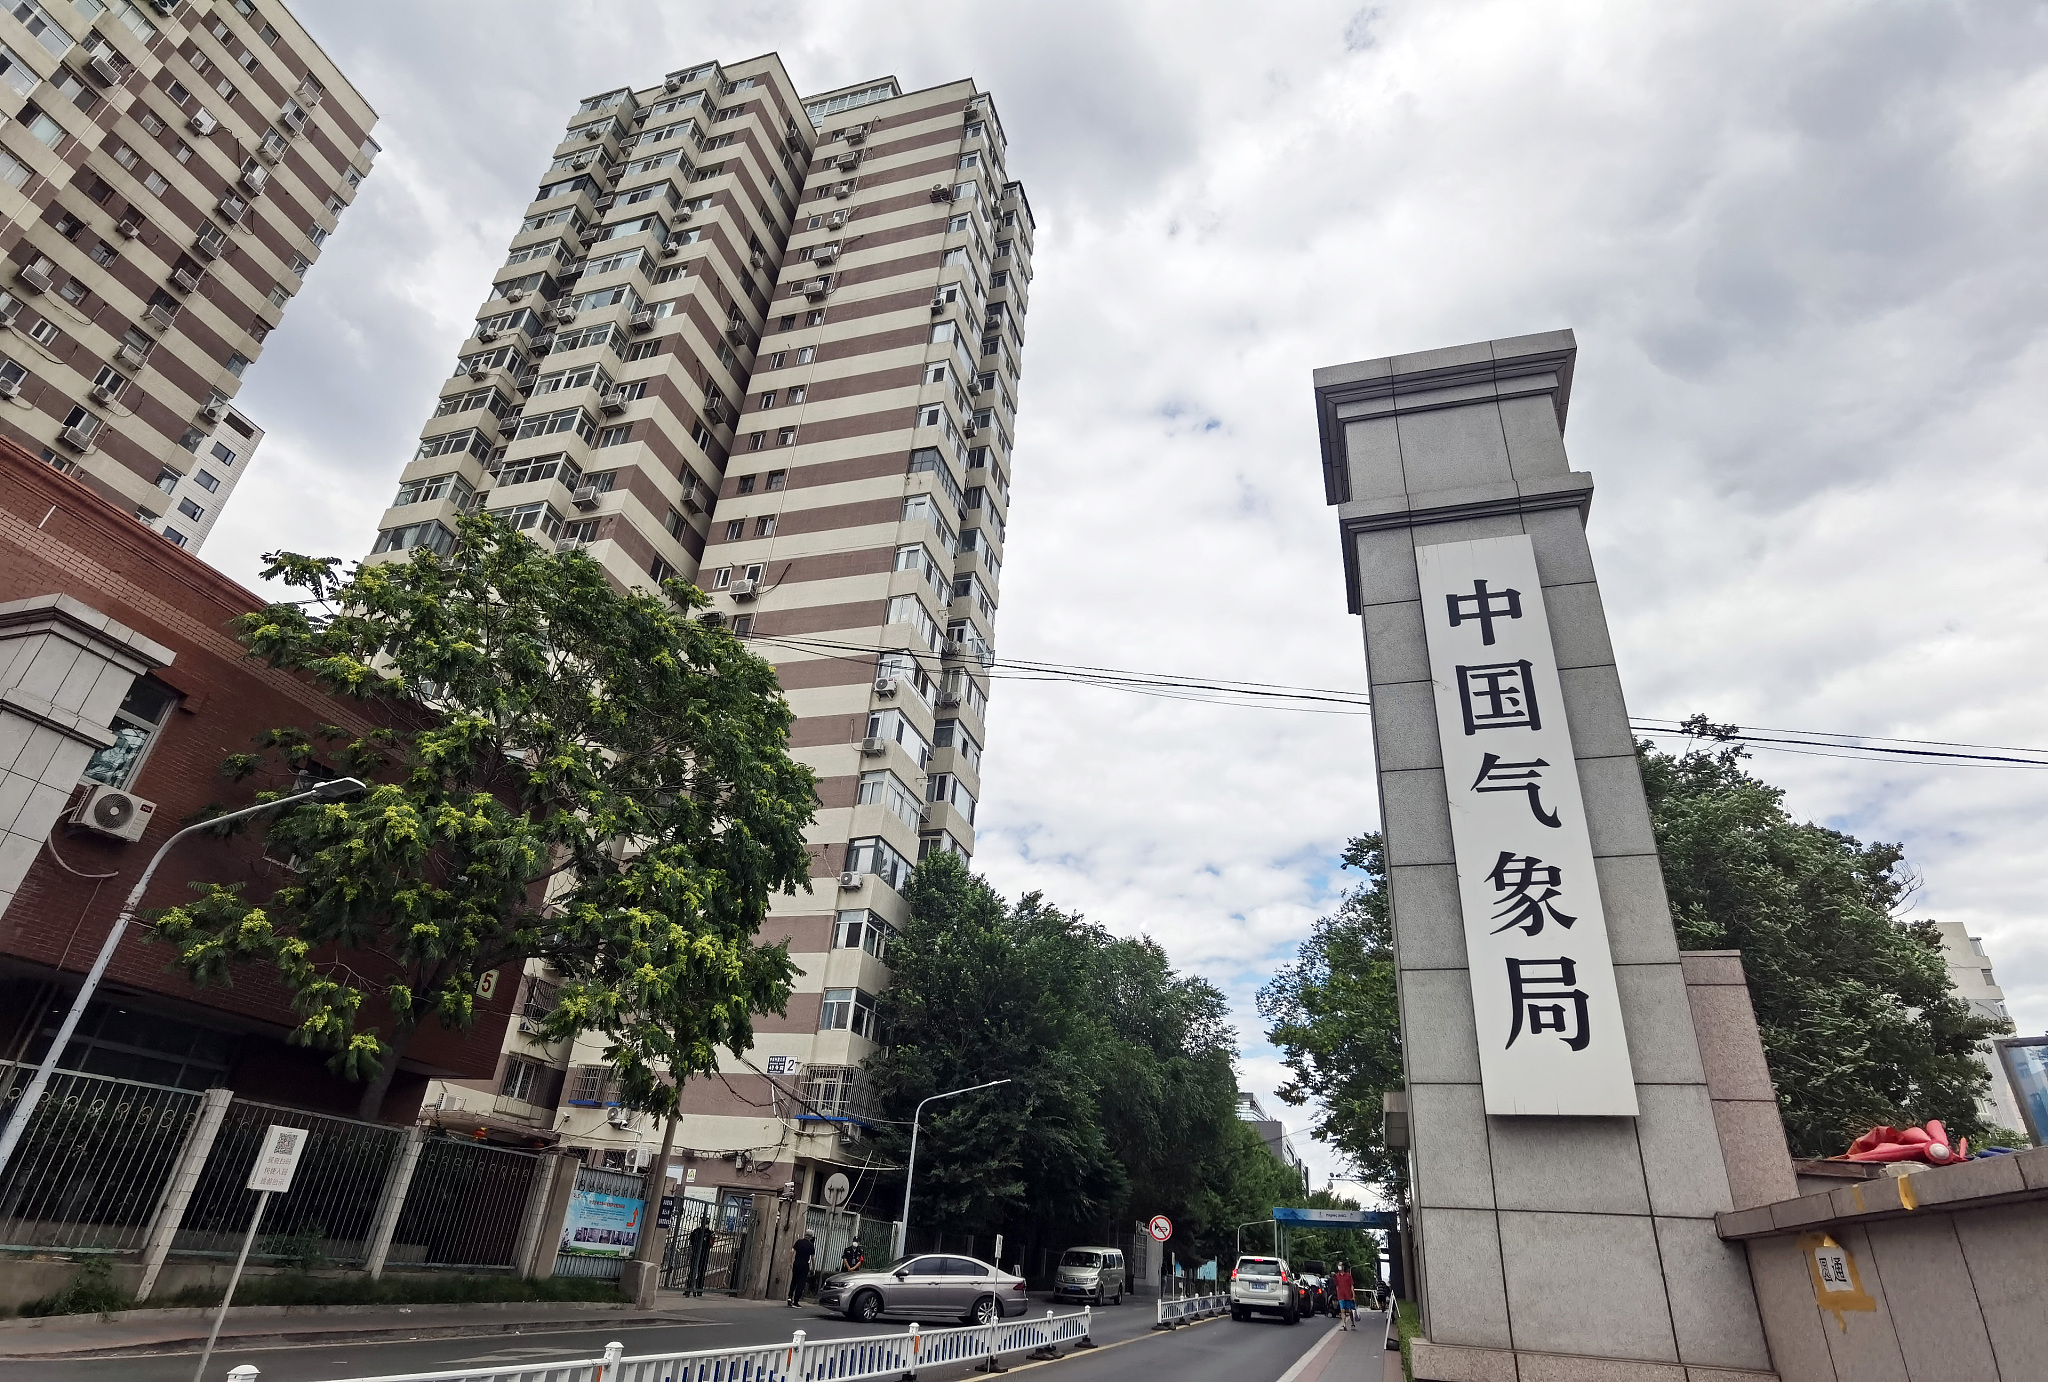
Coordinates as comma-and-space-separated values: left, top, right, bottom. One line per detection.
817, 1253, 1029, 1325
1296, 1259, 1329, 1314
1053, 1246, 1126, 1304
1230, 1254, 1301, 1324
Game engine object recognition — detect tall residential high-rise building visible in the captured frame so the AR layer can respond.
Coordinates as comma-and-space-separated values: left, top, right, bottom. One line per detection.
1934, 922, 2025, 1134
0, 0, 375, 551
388, 60, 1032, 1220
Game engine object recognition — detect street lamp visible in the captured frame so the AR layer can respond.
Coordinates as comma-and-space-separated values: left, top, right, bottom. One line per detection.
0, 777, 367, 1179
893, 1078, 1011, 1260
1236, 1218, 1277, 1258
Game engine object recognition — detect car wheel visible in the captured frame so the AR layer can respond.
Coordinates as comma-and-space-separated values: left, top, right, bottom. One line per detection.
1112, 1290, 1122, 1305
1285, 1307, 1299, 1325
848, 1290, 883, 1323
968, 1295, 998, 1326
1231, 1305, 1245, 1321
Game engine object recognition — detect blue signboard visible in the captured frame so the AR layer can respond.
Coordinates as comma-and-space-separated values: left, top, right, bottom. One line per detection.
560, 1189, 646, 1258
1272, 1206, 1397, 1228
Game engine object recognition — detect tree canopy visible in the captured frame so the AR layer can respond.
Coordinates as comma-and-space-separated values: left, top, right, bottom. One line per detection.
866, 853, 1331, 1270
152, 514, 818, 1118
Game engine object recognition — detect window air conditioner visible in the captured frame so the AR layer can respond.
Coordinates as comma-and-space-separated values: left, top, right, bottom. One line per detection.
728, 578, 757, 599
240, 165, 269, 194
555, 537, 588, 553
833, 182, 853, 200
826, 211, 849, 228
171, 267, 202, 293
724, 321, 746, 344
116, 219, 139, 239
61, 421, 96, 451
119, 341, 147, 369
845, 123, 868, 144
144, 302, 176, 330
599, 390, 626, 415
571, 484, 602, 508
605, 1106, 632, 1128
859, 736, 886, 757
629, 309, 654, 332
937, 692, 961, 708
571, 152, 592, 169
86, 52, 121, 85
217, 195, 247, 224
969, 378, 988, 394
929, 184, 954, 202
666, 75, 684, 92
194, 225, 226, 258
0, 378, 20, 400
803, 278, 829, 299
660, 242, 681, 258
76, 784, 154, 842
148, 0, 179, 14
476, 326, 500, 342
838, 871, 861, 889
90, 381, 118, 403
675, 208, 693, 223
930, 298, 947, 315
189, 108, 217, 135
16, 264, 51, 294
517, 1016, 541, 1035
201, 399, 226, 421
835, 153, 859, 171
552, 304, 576, 322
505, 288, 526, 303
873, 678, 897, 697
280, 104, 306, 132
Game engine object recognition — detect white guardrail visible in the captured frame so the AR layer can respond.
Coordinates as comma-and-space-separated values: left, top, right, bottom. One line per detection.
1154, 1292, 1228, 1327
314, 1307, 1095, 1382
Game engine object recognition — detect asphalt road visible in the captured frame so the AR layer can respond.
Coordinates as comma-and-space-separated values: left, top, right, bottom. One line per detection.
23, 1296, 1382, 1382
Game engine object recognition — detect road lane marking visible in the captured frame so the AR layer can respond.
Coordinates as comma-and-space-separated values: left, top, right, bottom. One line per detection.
1272, 1319, 1345, 1382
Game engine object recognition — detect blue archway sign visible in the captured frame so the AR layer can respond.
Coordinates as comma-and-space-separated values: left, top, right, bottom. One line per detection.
1271, 1206, 1397, 1228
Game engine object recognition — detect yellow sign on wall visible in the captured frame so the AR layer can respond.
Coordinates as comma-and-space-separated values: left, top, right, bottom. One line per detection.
1799, 1232, 1876, 1330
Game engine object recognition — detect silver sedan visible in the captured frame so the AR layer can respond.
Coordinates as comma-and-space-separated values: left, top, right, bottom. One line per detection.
817, 1253, 1029, 1324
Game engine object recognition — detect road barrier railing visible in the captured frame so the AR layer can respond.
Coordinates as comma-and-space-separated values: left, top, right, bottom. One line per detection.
324, 1306, 1095, 1382
1155, 1291, 1229, 1327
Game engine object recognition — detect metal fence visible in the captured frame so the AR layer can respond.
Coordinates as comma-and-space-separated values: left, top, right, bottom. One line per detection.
173, 1096, 405, 1266
1157, 1292, 1228, 1326
659, 1195, 752, 1295
389, 1136, 543, 1271
0, 1061, 202, 1253
326, 1308, 1096, 1382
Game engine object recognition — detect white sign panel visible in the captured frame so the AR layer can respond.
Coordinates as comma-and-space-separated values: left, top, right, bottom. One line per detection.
1415, 535, 1637, 1116
246, 1124, 310, 1194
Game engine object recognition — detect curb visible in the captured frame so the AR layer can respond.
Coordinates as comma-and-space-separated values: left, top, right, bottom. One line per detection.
0, 1310, 707, 1361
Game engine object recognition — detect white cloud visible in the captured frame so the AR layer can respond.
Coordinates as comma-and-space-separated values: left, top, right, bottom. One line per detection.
208, 0, 2048, 1170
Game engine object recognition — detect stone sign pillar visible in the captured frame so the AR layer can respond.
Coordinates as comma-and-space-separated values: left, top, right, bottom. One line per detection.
1313, 332, 1775, 1380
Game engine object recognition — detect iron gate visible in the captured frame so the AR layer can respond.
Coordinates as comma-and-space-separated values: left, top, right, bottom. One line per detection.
659, 1195, 752, 1295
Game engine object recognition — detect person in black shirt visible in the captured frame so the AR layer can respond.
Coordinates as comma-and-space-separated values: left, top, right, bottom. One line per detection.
788, 1229, 817, 1306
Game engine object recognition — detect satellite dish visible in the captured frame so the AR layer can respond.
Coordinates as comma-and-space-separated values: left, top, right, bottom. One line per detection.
823, 1172, 851, 1208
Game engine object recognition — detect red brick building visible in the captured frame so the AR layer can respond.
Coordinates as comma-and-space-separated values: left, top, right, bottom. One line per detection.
0, 439, 511, 1120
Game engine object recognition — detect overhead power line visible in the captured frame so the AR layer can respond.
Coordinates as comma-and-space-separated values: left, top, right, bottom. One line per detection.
735, 630, 2048, 771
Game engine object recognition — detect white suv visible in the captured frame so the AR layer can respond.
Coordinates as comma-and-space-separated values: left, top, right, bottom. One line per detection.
1230, 1254, 1301, 1324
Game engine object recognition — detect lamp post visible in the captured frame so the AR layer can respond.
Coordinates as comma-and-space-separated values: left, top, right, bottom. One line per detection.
1235, 1218, 1277, 1258
0, 777, 367, 1179
893, 1078, 1010, 1260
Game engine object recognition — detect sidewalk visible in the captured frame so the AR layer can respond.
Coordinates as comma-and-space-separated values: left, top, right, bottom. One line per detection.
0, 1290, 784, 1361
1276, 1311, 1401, 1382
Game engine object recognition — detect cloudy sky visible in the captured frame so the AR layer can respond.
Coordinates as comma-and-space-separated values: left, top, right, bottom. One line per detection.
208, 1, 2048, 1192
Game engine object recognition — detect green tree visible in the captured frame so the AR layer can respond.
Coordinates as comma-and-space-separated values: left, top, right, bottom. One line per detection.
1642, 721, 2012, 1156
153, 514, 817, 1119
1257, 834, 1405, 1196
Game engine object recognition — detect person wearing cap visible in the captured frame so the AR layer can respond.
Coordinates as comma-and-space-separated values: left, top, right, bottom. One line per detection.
788, 1229, 817, 1306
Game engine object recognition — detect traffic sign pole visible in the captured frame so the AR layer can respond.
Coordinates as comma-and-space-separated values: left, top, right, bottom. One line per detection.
193, 1126, 308, 1382
192, 1190, 268, 1382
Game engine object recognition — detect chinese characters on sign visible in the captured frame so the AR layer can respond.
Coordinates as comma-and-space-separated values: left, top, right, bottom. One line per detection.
1416, 535, 1637, 1115
246, 1124, 309, 1194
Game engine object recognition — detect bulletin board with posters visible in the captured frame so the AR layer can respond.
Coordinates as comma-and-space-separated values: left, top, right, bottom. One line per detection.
559, 1188, 646, 1257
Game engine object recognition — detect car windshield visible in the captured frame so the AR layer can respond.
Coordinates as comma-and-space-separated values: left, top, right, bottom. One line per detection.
1061, 1251, 1102, 1268
1237, 1257, 1281, 1272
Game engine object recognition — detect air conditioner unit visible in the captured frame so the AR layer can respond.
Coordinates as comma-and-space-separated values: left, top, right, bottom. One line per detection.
833, 182, 853, 200
873, 678, 897, 697
665, 75, 684, 92
571, 152, 593, 169
812, 243, 839, 264
240, 165, 269, 194
217, 195, 247, 224
749, 249, 766, 269
0, 378, 20, 400
17, 264, 51, 294
552, 304, 576, 322
859, 736, 887, 757
804, 278, 830, 300
144, 302, 176, 330
90, 381, 118, 403
724, 321, 746, 344
554, 537, 588, 553
571, 483, 602, 508
660, 242, 681, 258
147, 0, 178, 13
116, 220, 139, 239
516, 1016, 541, 1035
280, 105, 306, 132
476, 325, 500, 342
919, 803, 933, 822
929, 184, 954, 202
826, 211, 849, 228
437, 1091, 464, 1113
728, 578, 757, 599
194, 226, 226, 258
189, 108, 217, 135
929, 298, 947, 315
838, 871, 860, 889
505, 288, 526, 303
845, 123, 868, 144
936, 692, 961, 708
61, 421, 96, 451
835, 153, 860, 171
675, 208, 693, 223
259, 135, 286, 163
76, 784, 153, 841
170, 267, 201, 293
605, 1106, 631, 1128
599, 390, 626, 415
593, 195, 615, 211
629, 310, 654, 332
118, 341, 147, 369
201, 399, 226, 421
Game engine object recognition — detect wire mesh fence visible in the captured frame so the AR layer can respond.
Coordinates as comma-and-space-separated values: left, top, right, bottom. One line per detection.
172, 1097, 404, 1266
389, 1136, 543, 1271
0, 1061, 202, 1253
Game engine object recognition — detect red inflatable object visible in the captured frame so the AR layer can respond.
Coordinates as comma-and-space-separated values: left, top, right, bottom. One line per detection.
1842, 1120, 1967, 1165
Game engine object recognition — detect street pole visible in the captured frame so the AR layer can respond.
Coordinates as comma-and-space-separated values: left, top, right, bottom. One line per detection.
0, 778, 366, 1182
893, 1078, 1010, 1260
192, 1189, 269, 1382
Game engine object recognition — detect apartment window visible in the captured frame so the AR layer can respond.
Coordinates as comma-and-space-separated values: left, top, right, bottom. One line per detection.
858, 769, 923, 830
805, 309, 824, 326
81, 677, 178, 790
730, 612, 753, 635
225, 352, 249, 377
371, 519, 456, 556
650, 557, 677, 584
747, 431, 764, 451
210, 440, 236, 465
0, 149, 27, 188
393, 472, 476, 508
797, 345, 815, 364
626, 340, 661, 361
934, 718, 983, 770
495, 501, 565, 541
596, 424, 632, 447
91, 365, 124, 398
753, 515, 775, 538
818, 988, 877, 1039
23, 108, 62, 148
692, 423, 713, 449
161, 528, 186, 547
834, 909, 895, 959
844, 834, 912, 890
776, 426, 796, 446
173, 496, 203, 522
723, 519, 744, 541
712, 566, 731, 589
779, 314, 795, 331
28, 318, 58, 346
766, 470, 786, 491
757, 389, 776, 410
215, 77, 237, 101
787, 386, 806, 404
56, 277, 85, 306
154, 468, 179, 493
736, 474, 756, 495
166, 78, 190, 106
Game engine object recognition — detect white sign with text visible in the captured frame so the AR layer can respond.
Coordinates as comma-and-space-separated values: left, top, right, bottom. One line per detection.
246, 1124, 310, 1194
1415, 534, 1637, 1115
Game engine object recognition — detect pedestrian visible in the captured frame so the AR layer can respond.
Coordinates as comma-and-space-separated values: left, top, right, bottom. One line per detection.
685, 1223, 711, 1297
1332, 1261, 1357, 1330
788, 1229, 817, 1307
842, 1238, 865, 1274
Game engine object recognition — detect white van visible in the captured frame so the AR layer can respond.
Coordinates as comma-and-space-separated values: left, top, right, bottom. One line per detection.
1054, 1246, 1126, 1304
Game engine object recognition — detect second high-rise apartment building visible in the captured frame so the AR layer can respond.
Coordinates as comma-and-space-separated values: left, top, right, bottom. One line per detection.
383, 58, 1032, 1223
0, 0, 375, 551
